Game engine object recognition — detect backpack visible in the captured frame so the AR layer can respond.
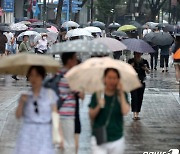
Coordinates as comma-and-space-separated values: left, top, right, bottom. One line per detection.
44, 74, 63, 109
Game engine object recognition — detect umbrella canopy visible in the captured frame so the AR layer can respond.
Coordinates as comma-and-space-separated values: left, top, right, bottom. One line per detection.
163, 24, 176, 33
47, 26, 58, 33
18, 21, 31, 25
144, 22, 158, 29
0, 26, 10, 32
118, 25, 137, 32
32, 28, 49, 33
50, 40, 111, 54
122, 38, 155, 53
17, 31, 41, 41
84, 26, 102, 33
0, 53, 60, 75
129, 21, 142, 28
10, 23, 28, 31
90, 21, 105, 30
62, 21, 79, 28
111, 31, 128, 38
66, 28, 92, 38
30, 22, 51, 28
151, 32, 174, 46
108, 22, 120, 29
92, 37, 127, 52
157, 23, 169, 29
34, 32, 58, 44
143, 32, 156, 43
65, 57, 141, 93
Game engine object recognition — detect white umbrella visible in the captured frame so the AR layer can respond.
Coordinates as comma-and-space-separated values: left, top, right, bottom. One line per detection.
109, 22, 120, 26
10, 23, 28, 31
62, 21, 80, 28
65, 57, 141, 93
84, 26, 102, 33
34, 32, 58, 44
17, 31, 41, 41
65, 28, 92, 38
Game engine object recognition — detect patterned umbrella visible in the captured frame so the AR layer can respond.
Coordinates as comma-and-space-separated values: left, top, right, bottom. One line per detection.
151, 32, 174, 46
122, 38, 155, 53
50, 40, 111, 54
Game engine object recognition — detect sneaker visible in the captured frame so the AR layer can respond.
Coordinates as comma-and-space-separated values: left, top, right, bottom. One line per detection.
12, 76, 19, 81
166, 70, 168, 72
176, 81, 179, 84
154, 67, 157, 70
162, 69, 165, 73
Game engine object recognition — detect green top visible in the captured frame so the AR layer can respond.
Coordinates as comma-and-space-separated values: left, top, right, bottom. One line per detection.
89, 93, 128, 142
19, 41, 30, 53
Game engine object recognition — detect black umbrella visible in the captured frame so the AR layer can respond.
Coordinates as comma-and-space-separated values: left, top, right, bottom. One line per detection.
122, 38, 155, 53
111, 31, 128, 38
90, 21, 105, 30
0, 23, 9, 27
143, 32, 155, 43
32, 28, 49, 33
108, 23, 120, 29
163, 24, 176, 33
129, 21, 142, 28
156, 23, 169, 29
0, 26, 10, 32
30, 22, 51, 28
151, 32, 174, 46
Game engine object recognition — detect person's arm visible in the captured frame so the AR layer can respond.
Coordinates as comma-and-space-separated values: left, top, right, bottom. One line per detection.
16, 94, 27, 119
18, 43, 25, 52
89, 93, 103, 120
142, 60, 150, 74
117, 82, 130, 115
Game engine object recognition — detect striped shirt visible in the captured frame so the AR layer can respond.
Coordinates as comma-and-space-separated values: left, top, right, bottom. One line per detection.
58, 68, 76, 119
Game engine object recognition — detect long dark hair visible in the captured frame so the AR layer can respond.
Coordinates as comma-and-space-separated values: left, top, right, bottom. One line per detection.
104, 68, 121, 79
27, 66, 46, 79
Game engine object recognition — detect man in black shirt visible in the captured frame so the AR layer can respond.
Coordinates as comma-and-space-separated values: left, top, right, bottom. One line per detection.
128, 52, 150, 120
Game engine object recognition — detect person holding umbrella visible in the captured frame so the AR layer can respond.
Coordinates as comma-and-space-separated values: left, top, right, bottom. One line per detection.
128, 52, 150, 120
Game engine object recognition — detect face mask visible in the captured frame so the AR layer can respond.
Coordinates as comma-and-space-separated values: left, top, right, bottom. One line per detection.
43, 36, 47, 40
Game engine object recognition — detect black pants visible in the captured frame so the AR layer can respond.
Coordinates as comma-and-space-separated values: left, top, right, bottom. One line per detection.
150, 52, 158, 69
160, 55, 169, 68
74, 94, 81, 134
131, 82, 145, 112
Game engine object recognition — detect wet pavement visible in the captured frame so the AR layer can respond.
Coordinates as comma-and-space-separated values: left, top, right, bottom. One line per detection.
0, 58, 180, 154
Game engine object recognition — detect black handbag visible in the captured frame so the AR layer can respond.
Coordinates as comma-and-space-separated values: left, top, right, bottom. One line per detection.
93, 95, 116, 145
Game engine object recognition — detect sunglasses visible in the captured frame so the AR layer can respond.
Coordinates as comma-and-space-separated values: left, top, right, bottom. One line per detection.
33, 101, 39, 114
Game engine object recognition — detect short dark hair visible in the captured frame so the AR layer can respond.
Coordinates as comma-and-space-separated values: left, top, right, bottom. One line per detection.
27, 66, 46, 79
61, 52, 76, 65
104, 68, 120, 79
60, 27, 67, 32
23, 35, 29, 39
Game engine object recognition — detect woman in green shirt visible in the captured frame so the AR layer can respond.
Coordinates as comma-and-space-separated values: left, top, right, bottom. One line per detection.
89, 68, 130, 154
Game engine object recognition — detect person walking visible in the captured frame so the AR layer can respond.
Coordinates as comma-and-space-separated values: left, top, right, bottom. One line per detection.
14, 66, 63, 154
19, 35, 31, 53
150, 44, 159, 70
171, 34, 180, 84
89, 68, 130, 154
128, 52, 150, 120
0, 31, 7, 56
58, 52, 83, 154
36, 33, 48, 54
159, 45, 171, 72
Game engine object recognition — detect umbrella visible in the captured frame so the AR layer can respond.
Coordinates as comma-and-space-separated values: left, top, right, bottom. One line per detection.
129, 21, 142, 28
65, 57, 141, 93
118, 25, 137, 32
84, 26, 102, 33
50, 40, 111, 54
17, 31, 41, 41
0, 26, 10, 32
47, 26, 58, 33
62, 21, 79, 28
66, 28, 92, 38
34, 32, 58, 44
90, 21, 105, 30
30, 22, 51, 28
156, 23, 169, 29
32, 28, 49, 33
92, 37, 127, 52
0, 53, 60, 75
144, 22, 158, 29
108, 22, 120, 29
122, 38, 155, 53
163, 24, 175, 33
111, 31, 128, 38
143, 32, 156, 43
0, 23, 9, 26
10, 23, 28, 31
18, 21, 31, 25
151, 32, 174, 46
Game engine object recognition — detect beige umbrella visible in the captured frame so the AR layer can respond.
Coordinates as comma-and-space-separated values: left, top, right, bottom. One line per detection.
0, 53, 60, 75
65, 57, 141, 93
